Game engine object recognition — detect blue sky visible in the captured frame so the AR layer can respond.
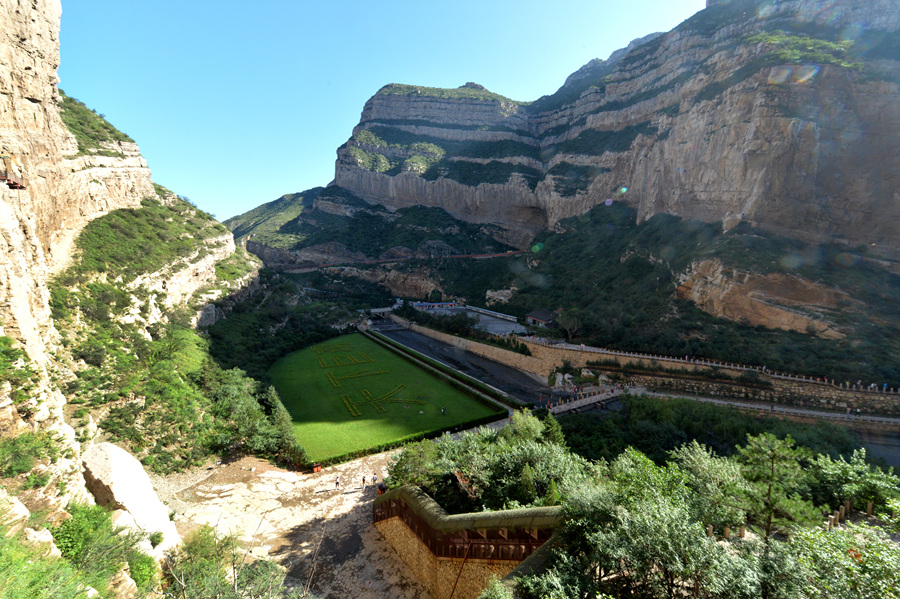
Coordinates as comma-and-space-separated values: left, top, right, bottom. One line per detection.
58, 1, 706, 221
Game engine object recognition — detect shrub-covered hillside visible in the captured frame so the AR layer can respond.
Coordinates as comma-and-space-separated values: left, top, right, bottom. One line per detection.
227, 186, 513, 259
49, 193, 304, 473
419, 202, 900, 387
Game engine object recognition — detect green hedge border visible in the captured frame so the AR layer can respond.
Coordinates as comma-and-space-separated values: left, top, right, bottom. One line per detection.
312, 410, 504, 467
309, 329, 512, 467
363, 328, 523, 410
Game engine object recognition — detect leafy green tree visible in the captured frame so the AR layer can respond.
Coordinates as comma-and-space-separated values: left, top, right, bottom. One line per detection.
263, 386, 308, 467
540, 468, 753, 599
500, 409, 544, 443
792, 522, 900, 599
809, 448, 900, 510
163, 526, 305, 599
51, 503, 152, 594
207, 369, 278, 455
556, 309, 582, 342
386, 439, 442, 490
516, 463, 538, 504
477, 577, 515, 599
671, 440, 748, 529
0, 520, 91, 598
737, 434, 818, 540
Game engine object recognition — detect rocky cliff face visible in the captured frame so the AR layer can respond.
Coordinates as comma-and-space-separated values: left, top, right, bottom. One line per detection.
1, 0, 153, 368
0, 0, 245, 524
675, 258, 855, 339
335, 0, 900, 257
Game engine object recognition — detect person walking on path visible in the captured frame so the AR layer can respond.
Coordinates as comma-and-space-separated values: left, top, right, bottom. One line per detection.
335, 476, 341, 489
372, 473, 378, 485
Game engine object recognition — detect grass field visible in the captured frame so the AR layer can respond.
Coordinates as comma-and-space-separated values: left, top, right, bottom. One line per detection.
269, 333, 505, 461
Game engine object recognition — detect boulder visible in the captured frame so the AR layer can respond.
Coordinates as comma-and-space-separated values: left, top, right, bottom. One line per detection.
23, 526, 62, 557
0, 489, 30, 536
82, 442, 179, 557
108, 567, 138, 599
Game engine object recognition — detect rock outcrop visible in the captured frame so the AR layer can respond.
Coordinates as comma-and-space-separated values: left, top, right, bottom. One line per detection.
1, 0, 153, 368
676, 258, 853, 338
335, 0, 900, 258
0, 488, 31, 536
82, 443, 180, 558
330, 265, 442, 299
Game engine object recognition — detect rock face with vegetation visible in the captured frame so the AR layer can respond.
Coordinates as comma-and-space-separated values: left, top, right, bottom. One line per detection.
335, 0, 900, 258
0, 2, 301, 595
0, 0, 155, 368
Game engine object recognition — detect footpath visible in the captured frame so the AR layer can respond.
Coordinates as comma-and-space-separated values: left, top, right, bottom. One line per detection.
630, 387, 900, 427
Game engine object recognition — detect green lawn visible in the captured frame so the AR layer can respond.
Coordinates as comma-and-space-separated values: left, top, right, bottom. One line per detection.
269, 333, 505, 461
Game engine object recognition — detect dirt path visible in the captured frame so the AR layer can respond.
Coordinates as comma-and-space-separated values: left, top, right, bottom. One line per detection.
150, 452, 426, 599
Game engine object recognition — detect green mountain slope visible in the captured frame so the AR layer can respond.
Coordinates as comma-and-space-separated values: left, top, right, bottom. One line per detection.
226, 185, 514, 260
419, 202, 900, 387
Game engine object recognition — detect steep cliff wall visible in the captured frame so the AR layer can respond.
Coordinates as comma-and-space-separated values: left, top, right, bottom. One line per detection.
335, 0, 900, 257
1, 0, 251, 523
0, 0, 153, 368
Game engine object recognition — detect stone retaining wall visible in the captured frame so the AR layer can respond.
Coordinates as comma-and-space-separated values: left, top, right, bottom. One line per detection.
375, 518, 516, 599
633, 374, 900, 416
372, 485, 560, 599
392, 318, 900, 416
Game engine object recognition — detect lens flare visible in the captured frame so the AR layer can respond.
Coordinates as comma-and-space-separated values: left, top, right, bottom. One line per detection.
840, 23, 864, 42
793, 64, 820, 83
660, 246, 677, 261
780, 254, 804, 269
768, 66, 792, 85
531, 243, 544, 253
757, 2, 776, 18
604, 199, 614, 206
835, 252, 859, 267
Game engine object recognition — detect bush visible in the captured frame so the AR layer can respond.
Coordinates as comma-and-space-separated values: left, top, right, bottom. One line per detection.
51, 503, 149, 593
127, 551, 157, 590
0, 432, 57, 478
163, 526, 298, 599
23, 472, 50, 489
0, 336, 38, 406
0, 517, 90, 599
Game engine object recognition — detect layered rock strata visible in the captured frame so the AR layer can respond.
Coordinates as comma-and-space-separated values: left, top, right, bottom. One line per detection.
675, 258, 854, 338
336, 0, 900, 257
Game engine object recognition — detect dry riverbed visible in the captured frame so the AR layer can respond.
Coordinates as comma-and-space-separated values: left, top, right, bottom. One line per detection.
150, 452, 426, 598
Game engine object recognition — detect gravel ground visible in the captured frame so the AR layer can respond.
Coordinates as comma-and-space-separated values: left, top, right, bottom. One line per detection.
150, 452, 426, 599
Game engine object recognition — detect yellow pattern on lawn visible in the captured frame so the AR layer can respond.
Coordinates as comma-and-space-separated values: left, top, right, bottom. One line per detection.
341, 384, 426, 417
313, 343, 356, 354
326, 369, 390, 388
317, 352, 376, 369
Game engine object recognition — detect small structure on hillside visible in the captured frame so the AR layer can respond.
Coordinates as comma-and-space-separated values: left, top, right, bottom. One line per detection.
526, 309, 557, 328
0, 156, 26, 189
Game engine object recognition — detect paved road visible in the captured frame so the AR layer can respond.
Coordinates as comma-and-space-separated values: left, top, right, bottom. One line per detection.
373, 325, 552, 404
630, 387, 900, 426
628, 387, 900, 466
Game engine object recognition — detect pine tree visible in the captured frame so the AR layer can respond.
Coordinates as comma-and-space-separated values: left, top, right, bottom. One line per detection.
542, 413, 566, 446
517, 463, 537, 504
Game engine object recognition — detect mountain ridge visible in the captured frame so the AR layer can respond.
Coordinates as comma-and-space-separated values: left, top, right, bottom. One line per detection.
329, 0, 900, 257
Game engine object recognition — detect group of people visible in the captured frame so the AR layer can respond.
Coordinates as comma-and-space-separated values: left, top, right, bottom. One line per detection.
333, 472, 379, 489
